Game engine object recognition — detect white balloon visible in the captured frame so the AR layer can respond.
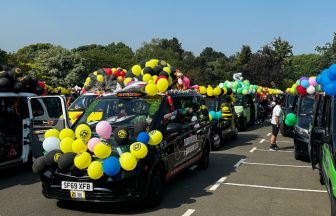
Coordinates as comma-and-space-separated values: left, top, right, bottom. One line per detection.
307, 85, 316, 95
43, 137, 60, 152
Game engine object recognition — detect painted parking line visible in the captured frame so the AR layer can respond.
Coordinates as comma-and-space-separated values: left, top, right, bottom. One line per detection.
223, 182, 327, 193
242, 161, 311, 168
266, 133, 271, 136
209, 177, 227, 191
259, 139, 265, 143
182, 209, 195, 216
234, 159, 246, 168
249, 147, 257, 153
254, 148, 294, 153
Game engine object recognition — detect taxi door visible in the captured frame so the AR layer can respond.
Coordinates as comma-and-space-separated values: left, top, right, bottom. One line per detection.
27, 96, 69, 158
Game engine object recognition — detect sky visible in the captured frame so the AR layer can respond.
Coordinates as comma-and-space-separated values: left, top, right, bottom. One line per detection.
0, 0, 335, 56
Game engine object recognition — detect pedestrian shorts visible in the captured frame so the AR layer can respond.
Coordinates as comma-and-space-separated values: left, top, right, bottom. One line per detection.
272, 124, 280, 136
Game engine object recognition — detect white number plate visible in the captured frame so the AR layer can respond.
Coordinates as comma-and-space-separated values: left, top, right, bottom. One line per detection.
61, 181, 93, 191
70, 191, 85, 199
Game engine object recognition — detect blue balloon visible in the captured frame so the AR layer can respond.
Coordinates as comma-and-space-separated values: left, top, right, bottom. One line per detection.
300, 79, 309, 88
324, 81, 336, 96
316, 75, 322, 84
137, 132, 150, 144
209, 111, 216, 120
216, 111, 222, 120
329, 64, 336, 77
320, 69, 331, 85
103, 156, 120, 176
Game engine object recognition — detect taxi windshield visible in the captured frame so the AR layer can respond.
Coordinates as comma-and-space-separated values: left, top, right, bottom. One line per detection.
68, 95, 98, 111
74, 96, 162, 129
205, 98, 220, 111
297, 96, 314, 129
286, 95, 296, 108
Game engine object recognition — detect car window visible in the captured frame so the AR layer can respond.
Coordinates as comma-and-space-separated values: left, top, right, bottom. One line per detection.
316, 96, 325, 127
31, 99, 45, 117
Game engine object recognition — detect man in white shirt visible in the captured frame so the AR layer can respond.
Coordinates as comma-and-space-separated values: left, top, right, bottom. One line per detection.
269, 99, 284, 151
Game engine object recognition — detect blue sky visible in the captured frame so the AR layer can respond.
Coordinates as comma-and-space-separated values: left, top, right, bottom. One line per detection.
0, 0, 335, 55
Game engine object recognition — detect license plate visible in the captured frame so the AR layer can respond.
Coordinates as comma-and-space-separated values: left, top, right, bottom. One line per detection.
61, 181, 93, 191
70, 190, 85, 199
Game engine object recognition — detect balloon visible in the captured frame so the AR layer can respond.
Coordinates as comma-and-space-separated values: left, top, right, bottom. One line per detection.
163, 67, 171, 74
59, 128, 75, 140
143, 67, 154, 75
148, 130, 163, 145
222, 106, 230, 112
183, 77, 190, 88
134, 121, 148, 136
137, 132, 150, 144
142, 74, 152, 82
75, 124, 91, 143
45, 150, 63, 166
146, 60, 157, 69
123, 77, 132, 86
329, 64, 336, 79
74, 152, 92, 170
119, 152, 137, 171
237, 88, 243, 94
131, 65, 142, 76
207, 86, 214, 97
58, 152, 76, 171
95, 121, 112, 139
72, 139, 87, 153
130, 142, 148, 159
242, 89, 249, 95
285, 113, 297, 126
324, 81, 336, 96
308, 77, 317, 86
88, 161, 103, 180
209, 111, 216, 120
157, 78, 169, 93
32, 156, 48, 174
97, 75, 104, 82
216, 111, 222, 120
103, 156, 120, 176
213, 87, 221, 96
306, 85, 316, 95
199, 86, 207, 94
243, 80, 250, 85
145, 83, 158, 96
94, 142, 112, 159
296, 85, 307, 96
219, 83, 224, 88
153, 65, 163, 75
60, 137, 74, 153
43, 137, 60, 152
113, 126, 130, 145
44, 129, 59, 139
87, 137, 100, 152
300, 79, 309, 88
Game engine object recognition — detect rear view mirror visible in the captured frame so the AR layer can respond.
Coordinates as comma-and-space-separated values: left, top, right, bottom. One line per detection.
166, 123, 182, 135
312, 127, 325, 141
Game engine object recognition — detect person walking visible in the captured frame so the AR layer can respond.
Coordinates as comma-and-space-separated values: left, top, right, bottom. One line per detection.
269, 99, 284, 151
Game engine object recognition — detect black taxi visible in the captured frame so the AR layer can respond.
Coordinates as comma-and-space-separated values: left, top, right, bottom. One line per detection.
28, 89, 211, 206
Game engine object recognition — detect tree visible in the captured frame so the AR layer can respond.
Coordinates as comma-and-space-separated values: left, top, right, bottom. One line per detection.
199, 47, 226, 62
272, 37, 293, 64
316, 32, 336, 68
31, 46, 86, 87
0, 48, 8, 65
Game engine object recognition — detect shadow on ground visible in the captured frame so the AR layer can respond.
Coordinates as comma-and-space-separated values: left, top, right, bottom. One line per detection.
0, 164, 39, 190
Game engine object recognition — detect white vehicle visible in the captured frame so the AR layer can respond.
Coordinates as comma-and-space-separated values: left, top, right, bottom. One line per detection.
0, 93, 67, 168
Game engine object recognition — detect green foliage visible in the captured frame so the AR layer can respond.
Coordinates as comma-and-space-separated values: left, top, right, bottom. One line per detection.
0, 48, 8, 65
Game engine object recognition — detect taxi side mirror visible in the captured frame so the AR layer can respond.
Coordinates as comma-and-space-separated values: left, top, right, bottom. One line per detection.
312, 127, 325, 141
166, 123, 182, 135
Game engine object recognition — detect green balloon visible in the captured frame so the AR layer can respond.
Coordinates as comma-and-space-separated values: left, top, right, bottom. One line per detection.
296, 80, 300, 85
237, 83, 242, 88
242, 89, 249, 95
285, 119, 293, 126
237, 88, 243, 94
232, 88, 237, 93
286, 113, 297, 125
232, 82, 238, 89
243, 80, 250, 85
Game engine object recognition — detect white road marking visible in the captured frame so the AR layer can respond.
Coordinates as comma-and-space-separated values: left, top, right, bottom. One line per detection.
182, 209, 195, 216
249, 147, 257, 153
266, 133, 271, 137
254, 148, 294, 153
209, 177, 227, 191
259, 139, 265, 143
242, 161, 311, 168
234, 159, 246, 168
224, 182, 327, 193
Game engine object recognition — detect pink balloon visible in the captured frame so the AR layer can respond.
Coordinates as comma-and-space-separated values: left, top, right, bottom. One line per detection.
178, 78, 183, 85
95, 121, 112, 139
183, 77, 190, 87
309, 77, 317, 86
87, 137, 101, 152
191, 85, 199, 90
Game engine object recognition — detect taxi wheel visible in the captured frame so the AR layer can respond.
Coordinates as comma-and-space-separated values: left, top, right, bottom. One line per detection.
198, 142, 210, 170
146, 166, 165, 207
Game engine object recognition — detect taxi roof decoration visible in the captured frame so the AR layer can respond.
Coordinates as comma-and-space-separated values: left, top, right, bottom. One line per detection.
285, 76, 322, 96
316, 64, 336, 96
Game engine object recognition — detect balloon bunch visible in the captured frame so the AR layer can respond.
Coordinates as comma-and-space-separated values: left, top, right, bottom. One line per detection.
209, 110, 222, 121
286, 76, 321, 96
82, 67, 125, 93
316, 64, 336, 96
221, 106, 233, 121
32, 121, 164, 180
284, 113, 298, 127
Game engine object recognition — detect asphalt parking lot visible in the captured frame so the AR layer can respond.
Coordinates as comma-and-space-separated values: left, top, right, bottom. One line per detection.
0, 123, 330, 216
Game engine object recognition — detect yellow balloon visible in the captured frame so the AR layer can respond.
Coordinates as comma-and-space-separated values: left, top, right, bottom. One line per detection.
87, 161, 103, 180
163, 67, 171, 74
148, 130, 163, 145
222, 87, 227, 95
124, 77, 132, 85
60, 137, 74, 153
148, 80, 155, 84
131, 65, 142, 76
97, 75, 104, 82
93, 71, 98, 76
145, 61, 156, 69
74, 152, 92, 169
72, 139, 87, 153
152, 75, 158, 82
59, 128, 75, 140
117, 76, 124, 83
222, 106, 230, 112
142, 74, 152, 82
199, 86, 207, 94
112, 68, 117, 73
207, 86, 214, 97
145, 83, 158, 96
209, 114, 213, 121
213, 87, 221, 96
130, 142, 148, 159
94, 142, 112, 159
119, 152, 137, 171
231, 96, 236, 103
75, 124, 91, 143
44, 129, 59, 139
85, 77, 91, 83
157, 78, 169, 93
